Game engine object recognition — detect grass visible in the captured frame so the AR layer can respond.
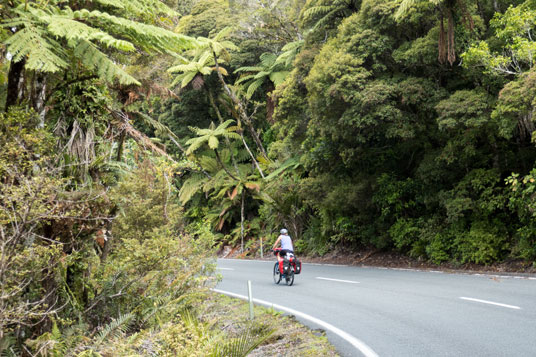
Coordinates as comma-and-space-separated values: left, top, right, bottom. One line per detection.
199, 292, 339, 356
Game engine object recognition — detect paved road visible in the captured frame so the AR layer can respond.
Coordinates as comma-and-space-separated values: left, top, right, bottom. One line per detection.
215, 258, 536, 357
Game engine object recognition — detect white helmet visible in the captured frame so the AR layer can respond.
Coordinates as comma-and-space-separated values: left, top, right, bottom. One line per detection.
280, 228, 288, 235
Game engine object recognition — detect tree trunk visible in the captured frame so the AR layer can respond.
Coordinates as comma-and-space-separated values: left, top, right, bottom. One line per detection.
207, 89, 240, 175
32, 73, 47, 127
5, 59, 25, 111
447, 8, 456, 65
212, 50, 270, 161
214, 149, 239, 181
116, 130, 126, 161
266, 83, 275, 124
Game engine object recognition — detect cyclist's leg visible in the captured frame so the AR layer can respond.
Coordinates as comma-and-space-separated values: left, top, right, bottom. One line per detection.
277, 252, 284, 274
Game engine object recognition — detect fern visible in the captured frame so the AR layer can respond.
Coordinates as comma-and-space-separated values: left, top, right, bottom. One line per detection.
46, 17, 136, 52
210, 324, 275, 357
3, 2, 195, 86
94, 313, 134, 346
246, 79, 264, 99
3, 23, 68, 73
179, 174, 207, 204
0, 334, 20, 357
269, 71, 290, 86
73, 39, 140, 85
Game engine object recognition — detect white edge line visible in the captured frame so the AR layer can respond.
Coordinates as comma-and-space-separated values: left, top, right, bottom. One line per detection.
459, 297, 521, 310
213, 288, 379, 357
316, 277, 360, 284
217, 267, 234, 271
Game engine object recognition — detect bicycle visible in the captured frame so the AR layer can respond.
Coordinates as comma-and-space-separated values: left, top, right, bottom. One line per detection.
272, 248, 301, 286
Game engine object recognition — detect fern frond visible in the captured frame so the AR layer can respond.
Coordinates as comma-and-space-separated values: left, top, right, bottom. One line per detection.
94, 313, 134, 345
269, 71, 290, 87
208, 136, 219, 150
46, 17, 136, 52
311, 8, 340, 32
235, 74, 256, 85
181, 71, 197, 88
210, 325, 275, 357
199, 155, 219, 172
185, 136, 206, 154
246, 79, 264, 99
4, 24, 68, 72
73, 39, 140, 85
235, 66, 263, 73
212, 26, 234, 42
394, 0, 419, 20
301, 5, 333, 22
69, 8, 194, 52
259, 52, 277, 66
179, 174, 207, 204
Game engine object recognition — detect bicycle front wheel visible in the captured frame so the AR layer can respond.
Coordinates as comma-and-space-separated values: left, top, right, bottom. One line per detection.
273, 262, 281, 284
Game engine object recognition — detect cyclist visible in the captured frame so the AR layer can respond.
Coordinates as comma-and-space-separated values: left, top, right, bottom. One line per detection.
272, 228, 294, 274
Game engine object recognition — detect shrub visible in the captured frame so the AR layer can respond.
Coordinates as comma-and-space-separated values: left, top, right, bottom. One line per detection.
455, 221, 508, 265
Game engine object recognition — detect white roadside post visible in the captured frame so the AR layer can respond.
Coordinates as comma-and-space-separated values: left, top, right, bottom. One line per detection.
260, 237, 263, 259
248, 280, 254, 320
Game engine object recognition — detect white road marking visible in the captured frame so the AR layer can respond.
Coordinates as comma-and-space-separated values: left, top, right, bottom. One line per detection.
213, 288, 379, 357
217, 267, 234, 271
316, 277, 360, 284
459, 297, 521, 310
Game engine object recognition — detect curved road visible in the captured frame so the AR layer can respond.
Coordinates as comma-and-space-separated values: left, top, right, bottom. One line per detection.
215, 258, 536, 357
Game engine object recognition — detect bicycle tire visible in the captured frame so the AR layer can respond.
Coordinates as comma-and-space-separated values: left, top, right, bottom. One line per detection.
285, 269, 294, 286
273, 262, 281, 284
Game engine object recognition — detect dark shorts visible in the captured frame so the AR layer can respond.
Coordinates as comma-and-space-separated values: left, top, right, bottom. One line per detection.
275, 249, 294, 258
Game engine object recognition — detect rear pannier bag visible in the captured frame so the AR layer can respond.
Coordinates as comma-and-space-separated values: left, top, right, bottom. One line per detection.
294, 258, 301, 274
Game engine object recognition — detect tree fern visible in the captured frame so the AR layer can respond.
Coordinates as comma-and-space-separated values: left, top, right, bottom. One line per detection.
235, 50, 291, 99
3, 23, 68, 73
46, 17, 136, 52
179, 174, 208, 204
276, 40, 304, 67
3, 2, 195, 86
246, 79, 265, 99
74, 39, 140, 85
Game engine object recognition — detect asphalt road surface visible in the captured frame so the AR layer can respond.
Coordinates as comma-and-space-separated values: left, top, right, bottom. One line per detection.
215, 258, 536, 357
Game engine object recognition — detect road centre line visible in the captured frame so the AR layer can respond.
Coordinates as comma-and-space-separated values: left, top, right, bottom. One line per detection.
316, 277, 360, 284
213, 288, 379, 357
459, 297, 521, 310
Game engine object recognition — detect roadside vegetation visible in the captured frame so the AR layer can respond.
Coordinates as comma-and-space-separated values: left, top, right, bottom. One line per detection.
2, 0, 536, 354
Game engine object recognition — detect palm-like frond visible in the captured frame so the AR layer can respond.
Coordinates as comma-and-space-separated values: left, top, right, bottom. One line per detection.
269, 71, 289, 86
3, 23, 68, 73
210, 325, 275, 357
300, 0, 360, 31
73, 39, 140, 85
185, 120, 240, 155
179, 174, 207, 204
3, 3, 196, 85
94, 313, 134, 346
276, 40, 304, 67
246, 79, 264, 99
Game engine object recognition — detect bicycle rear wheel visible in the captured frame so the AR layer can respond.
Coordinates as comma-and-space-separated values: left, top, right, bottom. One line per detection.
285, 269, 294, 286
273, 262, 281, 284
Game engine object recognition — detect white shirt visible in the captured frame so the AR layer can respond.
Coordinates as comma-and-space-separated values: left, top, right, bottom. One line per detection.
280, 234, 293, 251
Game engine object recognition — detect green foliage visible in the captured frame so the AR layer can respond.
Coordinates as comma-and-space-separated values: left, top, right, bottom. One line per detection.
456, 221, 509, 265
463, 2, 536, 75
3, 1, 195, 85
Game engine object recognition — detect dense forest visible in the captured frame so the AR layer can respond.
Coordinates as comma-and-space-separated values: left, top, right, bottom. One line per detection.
2, 0, 536, 354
